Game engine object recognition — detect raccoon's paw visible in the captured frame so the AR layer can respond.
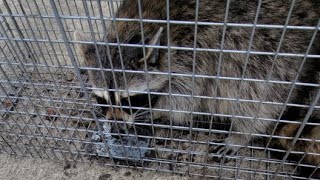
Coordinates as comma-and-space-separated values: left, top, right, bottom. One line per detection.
209, 136, 244, 162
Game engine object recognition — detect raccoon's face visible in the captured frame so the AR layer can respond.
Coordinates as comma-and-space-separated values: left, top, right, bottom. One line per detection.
75, 27, 166, 123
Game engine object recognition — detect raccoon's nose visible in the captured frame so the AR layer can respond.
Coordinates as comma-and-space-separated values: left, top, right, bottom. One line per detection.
105, 108, 134, 126
106, 108, 124, 120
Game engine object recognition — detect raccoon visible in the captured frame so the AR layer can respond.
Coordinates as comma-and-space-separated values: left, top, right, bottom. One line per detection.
275, 119, 320, 178
273, 71, 320, 178
75, 0, 320, 159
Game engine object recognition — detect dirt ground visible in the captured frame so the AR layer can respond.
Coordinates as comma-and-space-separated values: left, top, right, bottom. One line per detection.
0, 154, 192, 180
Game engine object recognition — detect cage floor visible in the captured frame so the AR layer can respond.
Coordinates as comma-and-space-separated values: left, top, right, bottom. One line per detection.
0, 56, 298, 179
0, 64, 297, 179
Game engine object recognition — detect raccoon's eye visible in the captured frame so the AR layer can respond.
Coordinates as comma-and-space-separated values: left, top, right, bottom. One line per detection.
120, 94, 157, 114
128, 94, 151, 107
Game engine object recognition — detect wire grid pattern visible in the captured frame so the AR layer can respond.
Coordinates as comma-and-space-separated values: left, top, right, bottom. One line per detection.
0, 0, 319, 179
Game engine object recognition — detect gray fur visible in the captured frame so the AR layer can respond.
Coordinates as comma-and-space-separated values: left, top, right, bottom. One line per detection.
75, 0, 320, 156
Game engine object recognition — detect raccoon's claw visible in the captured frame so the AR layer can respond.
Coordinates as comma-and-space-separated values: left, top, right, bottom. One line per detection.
209, 139, 238, 162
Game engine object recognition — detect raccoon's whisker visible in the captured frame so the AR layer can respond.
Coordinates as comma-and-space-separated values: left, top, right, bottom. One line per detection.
133, 106, 149, 113
94, 109, 107, 118
136, 111, 150, 115
134, 109, 143, 114
135, 109, 146, 114
135, 114, 152, 120
135, 111, 149, 116
134, 115, 149, 120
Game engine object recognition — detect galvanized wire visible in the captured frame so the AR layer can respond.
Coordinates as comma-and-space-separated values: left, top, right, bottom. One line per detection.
0, 0, 319, 179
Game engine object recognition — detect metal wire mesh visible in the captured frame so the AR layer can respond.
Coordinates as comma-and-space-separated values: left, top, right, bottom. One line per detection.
0, 0, 319, 179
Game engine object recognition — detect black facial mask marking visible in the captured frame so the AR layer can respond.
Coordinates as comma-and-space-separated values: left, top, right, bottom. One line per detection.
120, 94, 158, 114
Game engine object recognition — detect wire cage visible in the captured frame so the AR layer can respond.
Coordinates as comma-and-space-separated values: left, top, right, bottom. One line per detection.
0, 0, 319, 179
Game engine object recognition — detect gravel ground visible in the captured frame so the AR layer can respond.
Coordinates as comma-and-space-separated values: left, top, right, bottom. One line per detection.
0, 154, 191, 180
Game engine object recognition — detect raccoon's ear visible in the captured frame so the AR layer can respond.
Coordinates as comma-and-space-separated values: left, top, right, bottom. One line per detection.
74, 31, 99, 68
74, 31, 96, 57
138, 27, 163, 65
